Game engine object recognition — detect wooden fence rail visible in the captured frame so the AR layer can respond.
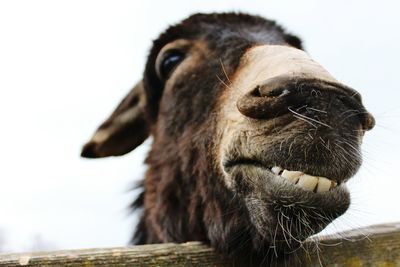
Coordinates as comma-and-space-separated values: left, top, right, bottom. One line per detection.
1, 223, 399, 266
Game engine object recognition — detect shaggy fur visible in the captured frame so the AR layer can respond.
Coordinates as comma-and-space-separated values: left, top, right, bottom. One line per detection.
82, 13, 374, 265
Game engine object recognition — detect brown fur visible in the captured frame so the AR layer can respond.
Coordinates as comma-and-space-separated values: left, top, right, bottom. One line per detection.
82, 13, 374, 265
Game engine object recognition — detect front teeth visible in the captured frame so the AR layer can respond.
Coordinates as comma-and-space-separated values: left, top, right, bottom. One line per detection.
281, 170, 303, 183
271, 166, 338, 192
316, 177, 332, 193
271, 166, 283, 175
297, 174, 319, 191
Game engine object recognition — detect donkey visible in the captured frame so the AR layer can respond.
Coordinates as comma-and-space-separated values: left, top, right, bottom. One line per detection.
81, 13, 374, 264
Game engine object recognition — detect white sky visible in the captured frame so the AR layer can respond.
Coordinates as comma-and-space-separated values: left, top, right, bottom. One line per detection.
0, 0, 399, 253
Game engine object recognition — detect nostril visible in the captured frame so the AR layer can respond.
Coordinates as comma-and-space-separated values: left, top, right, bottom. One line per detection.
250, 85, 262, 97
257, 76, 294, 97
251, 85, 290, 98
337, 93, 375, 132
237, 75, 303, 119
363, 113, 375, 131
237, 87, 293, 120
265, 87, 290, 98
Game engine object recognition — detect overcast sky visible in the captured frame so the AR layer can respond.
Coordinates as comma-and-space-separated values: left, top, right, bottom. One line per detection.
0, 0, 399, 253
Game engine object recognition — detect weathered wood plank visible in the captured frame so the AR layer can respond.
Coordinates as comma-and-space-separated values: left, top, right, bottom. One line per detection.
1, 223, 399, 267
0, 243, 229, 267
294, 222, 400, 267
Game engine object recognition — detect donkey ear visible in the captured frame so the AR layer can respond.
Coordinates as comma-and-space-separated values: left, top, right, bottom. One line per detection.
81, 81, 149, 158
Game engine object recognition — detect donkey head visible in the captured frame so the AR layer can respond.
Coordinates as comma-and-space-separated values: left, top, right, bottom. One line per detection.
82, 13, 374, 261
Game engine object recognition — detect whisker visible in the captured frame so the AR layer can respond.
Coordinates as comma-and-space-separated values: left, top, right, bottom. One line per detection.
216, 74, 231, 89
306, 107, 327, 114
293, 114, 318, 128
219, 58, 232, 85
289, 107, 332, 128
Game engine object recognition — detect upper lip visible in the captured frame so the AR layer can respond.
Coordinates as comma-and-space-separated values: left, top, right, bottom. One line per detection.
223, 157, 266, 171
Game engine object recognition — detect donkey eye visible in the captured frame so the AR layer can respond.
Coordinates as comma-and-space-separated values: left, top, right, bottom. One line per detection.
158, 50, 185, 80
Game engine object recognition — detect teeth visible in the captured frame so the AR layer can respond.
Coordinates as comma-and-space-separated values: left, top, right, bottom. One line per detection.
271, 166, 283, 175
297, 174, 318, 191
316, 177, 332, 192
281, 170, 303, 184
271, 166, 339, 193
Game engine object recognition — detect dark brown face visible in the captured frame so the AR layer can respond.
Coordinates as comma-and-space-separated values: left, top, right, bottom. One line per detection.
81, 13, 375, 258
217, 45, 375, 249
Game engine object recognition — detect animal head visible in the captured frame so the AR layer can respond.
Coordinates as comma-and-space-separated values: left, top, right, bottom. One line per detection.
82, 13, 374, 262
